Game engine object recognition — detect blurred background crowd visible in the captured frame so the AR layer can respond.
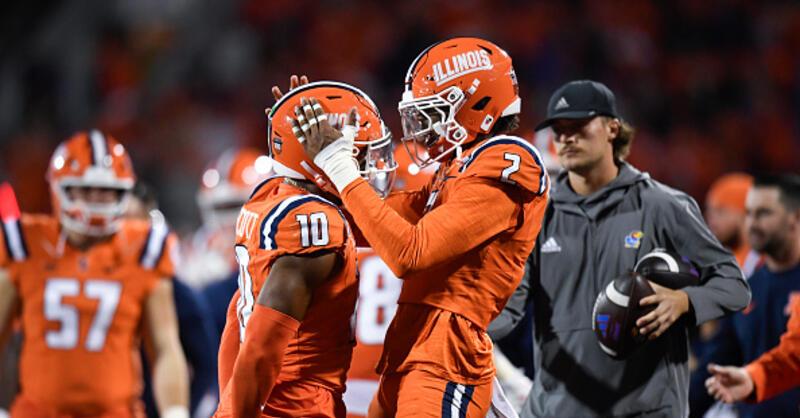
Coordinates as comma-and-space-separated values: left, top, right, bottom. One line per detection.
2, 1, 800, 418
0, 0, 798, 233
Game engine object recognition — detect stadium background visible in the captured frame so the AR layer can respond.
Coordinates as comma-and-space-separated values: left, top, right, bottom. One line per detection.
0, 0, 798, 232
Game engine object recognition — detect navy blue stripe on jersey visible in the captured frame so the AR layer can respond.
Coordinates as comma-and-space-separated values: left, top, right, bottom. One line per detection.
248, 176, 281, 201
0, 221, 11, 261
459, 135, 548, 194
459, 385, 475, 418
139, 221, 170, 270
259, 194, 345, 250
441, 382, 457, 418
1, 219, 28, 261
441, 381, 475, 417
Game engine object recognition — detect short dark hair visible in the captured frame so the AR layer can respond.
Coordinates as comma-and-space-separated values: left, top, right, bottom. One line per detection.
490, 114, 520, 136
753, 173, 800, 211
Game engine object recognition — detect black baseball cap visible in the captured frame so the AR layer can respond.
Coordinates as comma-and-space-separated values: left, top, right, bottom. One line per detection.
535, 80, 619, 131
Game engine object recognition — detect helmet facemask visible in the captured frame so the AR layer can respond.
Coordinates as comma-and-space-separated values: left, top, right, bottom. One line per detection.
354, 124, 397, 198
398, 85, 468, 167
53, 175, 132, 237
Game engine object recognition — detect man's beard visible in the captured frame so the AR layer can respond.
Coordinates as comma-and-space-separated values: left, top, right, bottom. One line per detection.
751, 232, 785, 257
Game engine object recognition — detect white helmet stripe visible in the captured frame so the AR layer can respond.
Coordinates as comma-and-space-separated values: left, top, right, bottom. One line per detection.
89, 130, 108, 166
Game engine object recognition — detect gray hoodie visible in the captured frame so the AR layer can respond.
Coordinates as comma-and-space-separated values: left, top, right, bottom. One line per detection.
489, 163, 750, 418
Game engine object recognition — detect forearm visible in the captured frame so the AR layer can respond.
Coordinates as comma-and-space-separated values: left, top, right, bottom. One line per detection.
218, 292, 241, 394
231, 304, 298, 418
341, 178, 519, 277
745, 299, 800, 401
152, 343, 190, 414
683, 266, 750, 325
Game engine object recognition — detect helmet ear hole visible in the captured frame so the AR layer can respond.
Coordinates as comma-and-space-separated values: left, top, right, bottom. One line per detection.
471, 96, 491, 111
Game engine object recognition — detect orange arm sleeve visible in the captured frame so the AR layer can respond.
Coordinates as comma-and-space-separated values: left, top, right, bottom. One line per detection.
384, 187, 430, 223
230, 304, 299, 418
340, 177, 521, 278
217, 290, 241, 396
746, 297, 800, 402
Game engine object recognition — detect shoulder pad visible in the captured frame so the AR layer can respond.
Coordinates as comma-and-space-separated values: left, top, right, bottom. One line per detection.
0, 216, 28, 263
259, 194, 348, 254
138, 220, 173, 272
459, 135, 548, 195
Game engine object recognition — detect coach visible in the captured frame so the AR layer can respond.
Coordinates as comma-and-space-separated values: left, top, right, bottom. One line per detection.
489, 80, 750, 418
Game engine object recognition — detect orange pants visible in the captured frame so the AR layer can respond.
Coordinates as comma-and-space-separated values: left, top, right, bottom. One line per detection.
10, 396, 145, 418
369, 370, 492, 418
213, 380, 345, 418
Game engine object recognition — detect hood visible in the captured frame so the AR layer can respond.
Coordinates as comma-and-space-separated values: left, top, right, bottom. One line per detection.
550, 162, 650, 220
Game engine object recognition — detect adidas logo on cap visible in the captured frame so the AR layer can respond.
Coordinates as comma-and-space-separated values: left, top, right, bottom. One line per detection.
554, 97, 569, 110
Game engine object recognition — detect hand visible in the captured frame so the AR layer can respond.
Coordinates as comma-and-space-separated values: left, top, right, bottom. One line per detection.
636, 281, 690, 340
705, 363, 754, 403
288, 97, 357, 161
287, 97, 361, 192
264, 74, 309, 117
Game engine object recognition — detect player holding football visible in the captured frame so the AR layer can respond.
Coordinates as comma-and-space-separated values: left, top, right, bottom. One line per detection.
0, 131, 189, 418
212, 81, 396, 418
489, 80, 750, 417
294, 37, 549, 417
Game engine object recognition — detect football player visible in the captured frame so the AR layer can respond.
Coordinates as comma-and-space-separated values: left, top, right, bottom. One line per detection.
212, 81, 395, 418
0, 131, 189, 418
294, 37, 549, 417
182, 148, 273, 289
344, 144, 436, 418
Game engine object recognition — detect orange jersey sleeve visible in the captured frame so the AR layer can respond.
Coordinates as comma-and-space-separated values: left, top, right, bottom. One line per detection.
0, 220, 28, 270
2, 215, 34, 288
259, 197, 349, 257
384, 184, 432, 224
746, 296, 800, 402
218, 289, 241, 395
340, 137, 546, 278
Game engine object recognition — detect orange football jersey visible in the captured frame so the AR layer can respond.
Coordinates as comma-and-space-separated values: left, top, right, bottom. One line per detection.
215, 177, 358, 415
0, 214, 175, 416
340, 135, 549, 385
343, 248, 402, 417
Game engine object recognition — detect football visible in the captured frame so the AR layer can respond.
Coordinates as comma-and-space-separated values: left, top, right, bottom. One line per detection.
592, 272, 657, 359
634, 249, 700, 290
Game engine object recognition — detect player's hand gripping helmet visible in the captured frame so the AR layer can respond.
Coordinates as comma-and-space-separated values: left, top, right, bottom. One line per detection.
47, 130, 135, 236
398, 37, 521, 167
198, 147, 272, 227
267, 81, 396, 197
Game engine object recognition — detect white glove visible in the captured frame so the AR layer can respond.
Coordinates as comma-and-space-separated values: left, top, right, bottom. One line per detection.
312, 125, 360, 192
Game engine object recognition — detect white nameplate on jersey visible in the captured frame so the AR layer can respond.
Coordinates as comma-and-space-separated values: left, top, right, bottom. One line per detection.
432, 49, 493, 86
235, 208, 260, 240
